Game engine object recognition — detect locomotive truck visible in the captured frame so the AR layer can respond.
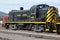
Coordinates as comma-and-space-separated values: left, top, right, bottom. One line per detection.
3, 4, 60, 34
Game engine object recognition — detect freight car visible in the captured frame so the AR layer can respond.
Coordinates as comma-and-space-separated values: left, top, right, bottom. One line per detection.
2, 16, 8, 27
3, 4, 60, 34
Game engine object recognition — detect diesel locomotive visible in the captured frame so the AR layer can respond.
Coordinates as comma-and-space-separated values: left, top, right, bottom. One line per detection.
3, 4, 60, 34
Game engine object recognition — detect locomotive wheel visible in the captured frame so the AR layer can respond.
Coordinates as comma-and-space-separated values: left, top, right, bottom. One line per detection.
17, 25, 23, 30
9, 24, 17, 30
5, 24, 9, 29
33, 25, 44, 32
31, 25, 35, 31
57, 25, 60, 35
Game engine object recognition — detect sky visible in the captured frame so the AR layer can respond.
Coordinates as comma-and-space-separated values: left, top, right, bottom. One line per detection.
0, 0, 60, 15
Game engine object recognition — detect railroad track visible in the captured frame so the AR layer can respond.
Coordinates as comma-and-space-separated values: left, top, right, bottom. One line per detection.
0, 27, 60, 40
0, 29, 60, 40
0, 37, 11, 40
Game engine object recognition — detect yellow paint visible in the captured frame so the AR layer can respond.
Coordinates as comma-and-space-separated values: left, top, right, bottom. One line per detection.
56, 22, 60, 24
47, 11, 53, 18
47, 8, 53, 14
53, 30, 57, 32
48, 18, 53, 22
46, 14, 54, 22
45, 29, 49, 31
22, 14, 27, 16
17, 14, 21, 16
6, 22, 46, 24
31, 16, 35, 18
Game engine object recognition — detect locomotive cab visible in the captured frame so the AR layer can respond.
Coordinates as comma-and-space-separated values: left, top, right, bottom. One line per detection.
30, 4, 49, 22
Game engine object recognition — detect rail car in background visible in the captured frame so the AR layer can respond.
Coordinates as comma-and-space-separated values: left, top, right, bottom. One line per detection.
2, 4, 60, 34
2, 16, 8, 27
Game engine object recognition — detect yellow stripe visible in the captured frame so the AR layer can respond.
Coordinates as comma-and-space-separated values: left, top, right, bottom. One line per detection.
52, 19, 55, 22
55, 14, 58, 20
52, 20, 55, 22
54, 13, 58, 21
47, 10, 53, 18
46, 18, 53, 22
54, 11, 58, 15
46, 14, 54, 21
55, 14, 58, 17
45, 29, 49, 31
31, 16, 35, 18
47, 8, 53, 14
53, 30, 57, 32
6, 22, 46, 24
56, 22, 60, 24
55, 17, 57, 21
48, 18, 53, 22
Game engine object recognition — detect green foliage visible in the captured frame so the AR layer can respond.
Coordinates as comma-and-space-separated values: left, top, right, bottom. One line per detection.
0, 16, 2, 21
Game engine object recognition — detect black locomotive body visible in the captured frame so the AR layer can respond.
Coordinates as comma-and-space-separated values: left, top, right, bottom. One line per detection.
9, 4, 49, 22
9, 10, 30, 22
5, 4, 58, 33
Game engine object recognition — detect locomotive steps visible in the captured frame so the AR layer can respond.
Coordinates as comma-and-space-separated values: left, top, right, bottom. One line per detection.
0, 30, 60, 40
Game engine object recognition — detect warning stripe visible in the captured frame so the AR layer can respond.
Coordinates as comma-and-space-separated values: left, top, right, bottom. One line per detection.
54, 11, 58, 20
49, 18, 54, 22
46, 16, 53, 22
55, 17, 57, 21
54, 8, 58, 15
51, 16, 57, 23
47, 10, 54, 18
52, 19, 55, 22
54, 11, 58, 15
47, 9, 53, 15
47, 11, 58, 22
46, 14, 54, 21
50, 18, 54, 22
46, 7, 58, 32
47, 18, 53, 22
47, 10, 58, 18
52, 17, 56, 23
55, 8, 58, 21
54, 14, 58, 18
46, 7, 58, 22
47, 8, 53, 14
54, 14, 58, 22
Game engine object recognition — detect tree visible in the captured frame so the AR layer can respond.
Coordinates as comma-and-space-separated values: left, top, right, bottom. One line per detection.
0, 16, 2, 21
